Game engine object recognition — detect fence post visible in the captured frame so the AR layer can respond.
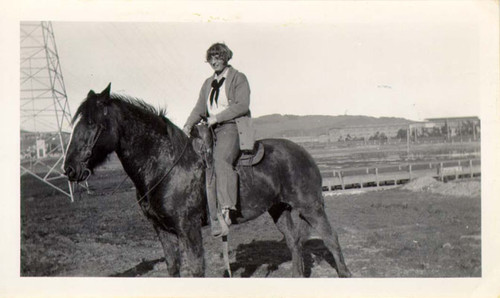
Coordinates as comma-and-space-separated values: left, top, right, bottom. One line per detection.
376, 168, 379, 187
339, 171, 345, 190
469, 160, 473, 178
440, 162, 444, 181
409, 164, 412, 180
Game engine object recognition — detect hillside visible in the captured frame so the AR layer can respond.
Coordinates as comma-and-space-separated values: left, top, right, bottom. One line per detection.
253, 114, 414, 139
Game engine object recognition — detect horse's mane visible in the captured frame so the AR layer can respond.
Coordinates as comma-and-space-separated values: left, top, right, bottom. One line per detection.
111, 93, 168, 122
72, 93, 184, 143
72, 93, 167, 123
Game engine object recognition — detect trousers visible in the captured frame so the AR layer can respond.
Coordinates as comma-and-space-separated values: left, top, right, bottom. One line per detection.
211, 122, 239, 211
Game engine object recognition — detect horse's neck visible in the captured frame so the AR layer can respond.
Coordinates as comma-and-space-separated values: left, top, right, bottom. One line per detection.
115, 115, 179, 186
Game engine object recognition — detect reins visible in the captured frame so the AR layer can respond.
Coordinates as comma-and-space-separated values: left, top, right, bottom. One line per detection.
134, 137, 190, 207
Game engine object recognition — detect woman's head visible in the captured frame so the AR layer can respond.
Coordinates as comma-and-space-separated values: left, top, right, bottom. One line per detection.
206, 43, 232, 73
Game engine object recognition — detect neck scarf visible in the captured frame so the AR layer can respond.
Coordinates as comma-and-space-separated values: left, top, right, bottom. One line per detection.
209, 77, 226, 107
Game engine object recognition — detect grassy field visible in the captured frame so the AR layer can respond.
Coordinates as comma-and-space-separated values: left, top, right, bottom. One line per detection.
21, 170, 480, 277
20, 140, 481, 277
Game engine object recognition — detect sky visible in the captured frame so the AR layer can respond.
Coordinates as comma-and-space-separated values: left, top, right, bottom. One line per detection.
12, 1, 498, 131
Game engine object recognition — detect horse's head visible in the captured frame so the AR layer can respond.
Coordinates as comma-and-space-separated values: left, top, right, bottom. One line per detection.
64, 83, 120, 182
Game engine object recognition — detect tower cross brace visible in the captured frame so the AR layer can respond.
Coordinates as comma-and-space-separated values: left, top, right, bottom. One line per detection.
20, 21, 77, 201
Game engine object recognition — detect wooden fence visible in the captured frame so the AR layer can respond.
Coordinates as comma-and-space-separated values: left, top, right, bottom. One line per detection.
321, 158, 480, 192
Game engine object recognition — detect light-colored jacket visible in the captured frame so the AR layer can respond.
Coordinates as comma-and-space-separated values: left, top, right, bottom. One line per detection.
185, 66, 255, 151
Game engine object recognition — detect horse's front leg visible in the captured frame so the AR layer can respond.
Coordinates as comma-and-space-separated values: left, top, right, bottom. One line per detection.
177, 216, 205, 277
154, 225, 181, 277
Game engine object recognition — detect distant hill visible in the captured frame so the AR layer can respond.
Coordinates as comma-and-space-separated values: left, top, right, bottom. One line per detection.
20, 115, 414, 140
253, 114, 414, 139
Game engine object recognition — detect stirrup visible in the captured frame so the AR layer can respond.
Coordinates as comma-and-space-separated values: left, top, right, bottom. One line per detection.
221, 208, 232, 226
212, 215, 229, 238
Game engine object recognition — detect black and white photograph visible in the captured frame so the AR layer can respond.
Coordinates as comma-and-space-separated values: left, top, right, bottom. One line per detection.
2, 0, 500, 297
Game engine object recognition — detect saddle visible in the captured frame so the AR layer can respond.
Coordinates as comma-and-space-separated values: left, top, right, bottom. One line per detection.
191, 124, 265, 168
236, 142, 265, 167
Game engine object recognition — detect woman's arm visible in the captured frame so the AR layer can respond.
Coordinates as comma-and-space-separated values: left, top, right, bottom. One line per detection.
215, 72, 251, 123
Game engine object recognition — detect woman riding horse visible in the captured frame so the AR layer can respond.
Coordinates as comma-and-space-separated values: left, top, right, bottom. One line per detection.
64, 84, 351, 278
183, 43, 254, 237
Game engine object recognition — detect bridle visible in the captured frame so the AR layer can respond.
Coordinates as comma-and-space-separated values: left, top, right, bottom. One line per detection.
79, 123, 106, 180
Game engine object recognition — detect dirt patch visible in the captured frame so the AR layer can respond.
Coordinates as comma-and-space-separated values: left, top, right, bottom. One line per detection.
20, 169, 481, 278
402, 177, 481, 197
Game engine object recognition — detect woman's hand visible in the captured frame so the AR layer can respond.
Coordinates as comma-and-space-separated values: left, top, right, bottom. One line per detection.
182, 125, 192, 137
207, 116, 217, 127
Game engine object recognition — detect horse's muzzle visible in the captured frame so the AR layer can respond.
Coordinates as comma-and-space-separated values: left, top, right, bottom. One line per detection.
64, 165, 91, 182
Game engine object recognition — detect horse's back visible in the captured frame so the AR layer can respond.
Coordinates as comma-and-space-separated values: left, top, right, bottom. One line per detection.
261, 138, 322, 190
236, 138, 323, 221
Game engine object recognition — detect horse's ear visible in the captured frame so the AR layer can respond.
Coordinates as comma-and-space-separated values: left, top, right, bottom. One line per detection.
88, 90, 96, 97
101, 83, 111, 99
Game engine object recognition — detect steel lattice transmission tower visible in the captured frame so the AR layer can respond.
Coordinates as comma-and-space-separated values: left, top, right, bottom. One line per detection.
20, 21, 75, 201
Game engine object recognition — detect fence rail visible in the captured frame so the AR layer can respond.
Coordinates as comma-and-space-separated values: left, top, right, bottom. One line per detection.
321, 158, 480, 192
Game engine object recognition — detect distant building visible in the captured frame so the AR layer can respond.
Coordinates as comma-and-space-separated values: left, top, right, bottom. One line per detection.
265, 116, 480, 145
20, 130, 71, 159
423, 116, 480, 140
329, 123, 409, 142
329, 116, 480, 143
36, 139, 46, 158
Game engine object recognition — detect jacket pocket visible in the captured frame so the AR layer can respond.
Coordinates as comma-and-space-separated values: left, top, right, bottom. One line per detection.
235, 116, 256, 151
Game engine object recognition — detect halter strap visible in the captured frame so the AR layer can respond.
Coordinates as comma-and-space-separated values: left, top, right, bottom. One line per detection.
81, 124, 105, 162
78, 123, 105, 182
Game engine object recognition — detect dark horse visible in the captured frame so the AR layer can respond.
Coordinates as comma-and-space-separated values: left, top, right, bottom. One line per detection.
63, 84, 351, 277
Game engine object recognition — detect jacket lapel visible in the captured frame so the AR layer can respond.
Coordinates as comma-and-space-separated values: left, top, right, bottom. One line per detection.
224, 66, 236, 100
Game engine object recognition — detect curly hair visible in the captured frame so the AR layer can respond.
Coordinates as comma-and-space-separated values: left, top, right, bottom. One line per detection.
206, 43, 233, 63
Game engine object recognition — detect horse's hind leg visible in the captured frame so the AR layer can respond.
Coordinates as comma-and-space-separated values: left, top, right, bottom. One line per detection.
299, 203, 351, 278
154, 225, 181, 277
268, 203, 304, 277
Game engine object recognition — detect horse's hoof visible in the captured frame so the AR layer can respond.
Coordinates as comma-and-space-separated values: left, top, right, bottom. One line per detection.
223, 270, 232, 277
339, 270, 352, 278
